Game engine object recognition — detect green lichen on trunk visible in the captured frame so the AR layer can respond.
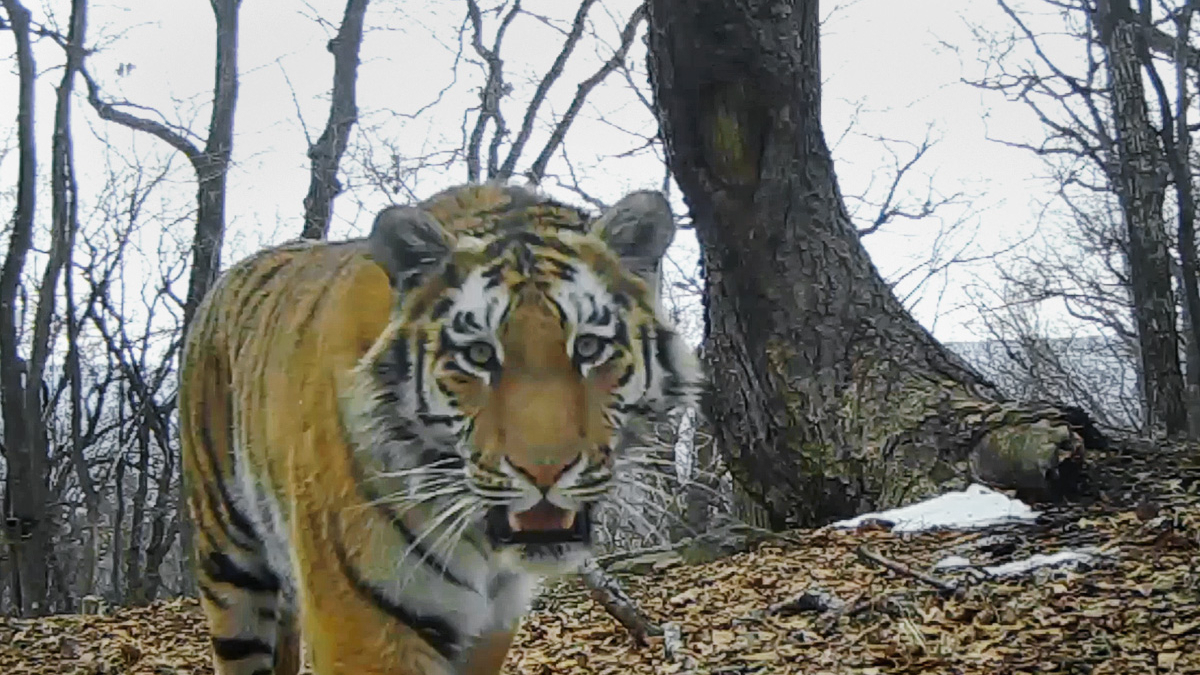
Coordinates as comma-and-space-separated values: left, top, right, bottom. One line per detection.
699, 83, 764, 190
766, 346, 1088, 520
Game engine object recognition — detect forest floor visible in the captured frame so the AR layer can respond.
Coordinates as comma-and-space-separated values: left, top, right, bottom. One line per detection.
2, 435, 1198, 675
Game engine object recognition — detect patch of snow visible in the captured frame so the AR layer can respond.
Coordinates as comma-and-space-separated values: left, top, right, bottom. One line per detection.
931, 550, 1099, 579
982, 551, 1095, 577
932, 555, 973, 570
832, 483, 1038, 533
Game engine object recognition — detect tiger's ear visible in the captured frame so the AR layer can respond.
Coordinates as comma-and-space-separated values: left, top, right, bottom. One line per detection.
590, 191, 676, 280
367, 205, 452, 286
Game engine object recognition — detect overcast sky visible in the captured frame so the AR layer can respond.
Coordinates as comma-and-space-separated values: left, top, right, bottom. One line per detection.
1, 0, 1085, 343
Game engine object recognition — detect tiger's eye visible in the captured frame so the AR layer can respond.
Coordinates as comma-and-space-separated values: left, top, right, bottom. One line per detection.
465, 341, 495, 367
575, 335, 603, 361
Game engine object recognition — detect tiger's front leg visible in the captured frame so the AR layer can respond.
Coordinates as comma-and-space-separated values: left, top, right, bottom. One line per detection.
457, 629, 516, 675
290, 506, 466, 675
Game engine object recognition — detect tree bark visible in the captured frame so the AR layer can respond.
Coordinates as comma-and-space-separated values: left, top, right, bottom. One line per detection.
300, 0, 370, 240
54, 0, 96, 600
646, 0, 1100, 527
0, 0, 53, 616
125, 419, 149, 604
185, 0, 241, 329
1096, 0, 1188, 435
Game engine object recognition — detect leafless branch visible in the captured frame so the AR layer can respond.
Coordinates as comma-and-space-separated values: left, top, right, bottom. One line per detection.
301, 0, 371, 240
526, 2, 646, 183
497, 0, 598, 179
464, 0, 520, 181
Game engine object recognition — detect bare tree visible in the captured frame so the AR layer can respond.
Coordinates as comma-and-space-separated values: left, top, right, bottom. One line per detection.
79, 0, 241, 593
301, 0, 371, 240
81, 0, 241, 332
967, 0, 1200, 437
460, 0, 647, 184
0, 0, 45, 615
0, 0, 91, 616
1096, 0, 1187, 433
646, 0, 1102, 528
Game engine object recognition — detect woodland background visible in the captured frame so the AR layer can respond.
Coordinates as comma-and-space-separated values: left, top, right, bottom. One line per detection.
1, 0, 1198, 619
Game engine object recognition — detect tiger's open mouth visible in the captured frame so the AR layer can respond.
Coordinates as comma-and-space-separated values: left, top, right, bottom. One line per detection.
485, 501, 593, 546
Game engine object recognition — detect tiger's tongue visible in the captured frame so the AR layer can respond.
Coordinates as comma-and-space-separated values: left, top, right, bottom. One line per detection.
509, 500, 577, 531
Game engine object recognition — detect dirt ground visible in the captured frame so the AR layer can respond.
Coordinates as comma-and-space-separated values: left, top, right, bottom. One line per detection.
3, 438, 1198, 674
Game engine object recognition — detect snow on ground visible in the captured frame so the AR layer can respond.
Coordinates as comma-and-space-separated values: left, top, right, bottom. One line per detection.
832, 484, 1108, 580
832, 483, 1039, 533
933, 550, 1098, 577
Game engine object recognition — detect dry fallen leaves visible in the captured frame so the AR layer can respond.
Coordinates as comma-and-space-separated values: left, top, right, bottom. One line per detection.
2, 437, 1198, 674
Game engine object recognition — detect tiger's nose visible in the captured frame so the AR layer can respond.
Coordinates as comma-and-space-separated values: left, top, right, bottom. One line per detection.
509, 454, 581, 489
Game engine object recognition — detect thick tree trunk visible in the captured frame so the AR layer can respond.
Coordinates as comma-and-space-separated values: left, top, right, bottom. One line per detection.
0, 0, 53, 616
646, 0, 1100, 527
1096, 0, 1188, 435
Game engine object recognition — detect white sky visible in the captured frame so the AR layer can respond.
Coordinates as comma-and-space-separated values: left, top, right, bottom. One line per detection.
1, 0, 1094, 343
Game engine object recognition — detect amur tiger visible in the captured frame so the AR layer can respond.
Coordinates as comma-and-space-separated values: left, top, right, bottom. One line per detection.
179, 183, 703, 675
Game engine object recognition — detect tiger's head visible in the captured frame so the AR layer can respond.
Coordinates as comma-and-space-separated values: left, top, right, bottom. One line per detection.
358, 183, 702, 574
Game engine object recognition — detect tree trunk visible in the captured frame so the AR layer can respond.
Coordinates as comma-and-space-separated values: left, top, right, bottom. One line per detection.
1096, 0, 1188, 435
110, 450, 126, 606
56, 0, 96, 600
0, 0, 53, 616
180, 0, 242, 597
683, 411, 716, 535
301, 0, 370, 240
646, 0, 1100, 527
1166, 5, 1200, 439
126, 419, 149, 603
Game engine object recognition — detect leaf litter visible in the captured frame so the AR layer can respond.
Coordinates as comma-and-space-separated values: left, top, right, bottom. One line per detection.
2, 435, 1198, 674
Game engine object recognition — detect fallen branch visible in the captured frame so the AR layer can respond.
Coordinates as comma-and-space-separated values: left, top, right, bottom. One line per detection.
855, 545, 959, 596
580, 558, 662, 646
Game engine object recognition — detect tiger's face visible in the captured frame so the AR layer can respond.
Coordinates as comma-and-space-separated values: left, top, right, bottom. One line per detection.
363, 184, 701, 573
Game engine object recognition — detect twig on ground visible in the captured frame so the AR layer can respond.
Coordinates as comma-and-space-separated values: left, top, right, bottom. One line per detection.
580, 558, 663, 646
855, 545, 960, 596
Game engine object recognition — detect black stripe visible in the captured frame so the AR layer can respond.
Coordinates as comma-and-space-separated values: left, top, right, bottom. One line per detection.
196, 399, 262, 550
615, 363, 635, 387
351, 465, 480, 595
545, 295, 569, 329
415, 338, 428, 413
418, 413, 464, 426
640, 325, 654, 392
199, 477, 257, 553
239, 258, 292, 317
655, 328, 677, 380
482, 262, 505, 288
614, 318, 630, 347
257, 608, 278, 621
431, 296, 455, 320
202, 552, 281, 594
328, 514, 462, 661
197, 582, 229, 609
212, 637, 273, 661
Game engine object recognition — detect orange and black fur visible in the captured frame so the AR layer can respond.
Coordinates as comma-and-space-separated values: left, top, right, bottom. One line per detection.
179, 183, 703, 675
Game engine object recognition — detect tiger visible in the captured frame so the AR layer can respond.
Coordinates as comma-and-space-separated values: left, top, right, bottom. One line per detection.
179, 182, 704, 675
